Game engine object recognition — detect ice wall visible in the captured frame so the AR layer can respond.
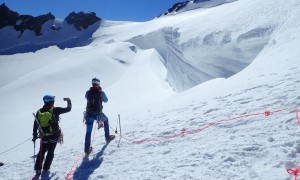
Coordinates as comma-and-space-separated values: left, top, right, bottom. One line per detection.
129, 26, 273, 92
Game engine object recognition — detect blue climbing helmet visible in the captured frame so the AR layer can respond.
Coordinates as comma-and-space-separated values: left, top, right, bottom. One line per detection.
43, 95, 55, 104
92, 77, 100, 86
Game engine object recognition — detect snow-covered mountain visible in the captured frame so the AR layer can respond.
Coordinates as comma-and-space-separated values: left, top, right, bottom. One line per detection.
158, 0, 237, 18
96, 0, 293, 92
1, 0, 300, 179
0, 3, 101, 55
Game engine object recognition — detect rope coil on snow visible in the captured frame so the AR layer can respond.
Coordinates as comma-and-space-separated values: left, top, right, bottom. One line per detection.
287, 164, 300, 180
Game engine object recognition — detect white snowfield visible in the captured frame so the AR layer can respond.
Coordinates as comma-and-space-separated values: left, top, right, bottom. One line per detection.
0, 0, 300, 179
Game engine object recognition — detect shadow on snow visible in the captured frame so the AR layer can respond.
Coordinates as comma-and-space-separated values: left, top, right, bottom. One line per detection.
72, 143, 108, 180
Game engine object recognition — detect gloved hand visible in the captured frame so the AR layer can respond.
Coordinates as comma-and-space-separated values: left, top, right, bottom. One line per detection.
63, 98, 71, 101
97, 121, 104, 129
32, 134, 38, 142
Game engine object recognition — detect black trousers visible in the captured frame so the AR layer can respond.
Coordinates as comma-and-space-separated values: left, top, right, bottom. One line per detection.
34, 139, 57, 171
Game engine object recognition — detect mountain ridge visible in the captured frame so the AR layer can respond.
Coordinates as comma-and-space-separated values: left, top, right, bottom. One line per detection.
157, 0, 237, 18
0, 3, 101, 55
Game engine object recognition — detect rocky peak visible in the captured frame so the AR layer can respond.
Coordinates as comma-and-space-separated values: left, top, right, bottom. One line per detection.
0, 3, 19, 29
158, 0, 233, 18
14, 13, 55, 36
158, 1, 189, 17
0, 3, 55, 36
65, 11, 101, 31
193, 0, 211, 3
0, 4, 102, 55
0, 3, 101, 36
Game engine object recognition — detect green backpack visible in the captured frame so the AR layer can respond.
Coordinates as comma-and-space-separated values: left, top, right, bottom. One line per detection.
37, 107, 55, 136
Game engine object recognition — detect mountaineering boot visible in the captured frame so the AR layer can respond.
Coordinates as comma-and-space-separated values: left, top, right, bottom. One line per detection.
106, 135, 115, 143
85, 147, 93, 156
35, 170, 41, 175
43, 169, 50, 173
42, 170, 50, 176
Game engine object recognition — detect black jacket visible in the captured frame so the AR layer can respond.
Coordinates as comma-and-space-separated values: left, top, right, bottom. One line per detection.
33, 99, 72, 140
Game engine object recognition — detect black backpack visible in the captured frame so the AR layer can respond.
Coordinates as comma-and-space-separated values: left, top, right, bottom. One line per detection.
86, 88, 103, 115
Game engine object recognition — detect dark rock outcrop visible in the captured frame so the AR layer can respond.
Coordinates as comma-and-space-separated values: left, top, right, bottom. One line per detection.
193, 0, 211, 3
158, 0, 220, 17
0, 3, 102, 55
1, 3, 101, 36
65, 11, 101, 31
14, 13, 55, 36
158, 1, 189, 17
0, 3, 19, 28
0, 3, 55, 36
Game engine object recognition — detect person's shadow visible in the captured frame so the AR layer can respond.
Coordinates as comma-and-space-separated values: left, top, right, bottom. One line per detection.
72, 143, 109, 180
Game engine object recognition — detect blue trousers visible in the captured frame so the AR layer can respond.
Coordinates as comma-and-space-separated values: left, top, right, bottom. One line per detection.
84, 113, 110, 152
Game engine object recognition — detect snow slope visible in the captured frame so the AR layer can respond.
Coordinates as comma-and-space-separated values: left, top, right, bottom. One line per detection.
92, 0, 299, 92
1, 0, 300, 179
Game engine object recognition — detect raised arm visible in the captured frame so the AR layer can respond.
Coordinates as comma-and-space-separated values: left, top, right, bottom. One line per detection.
55, 98, 72, 115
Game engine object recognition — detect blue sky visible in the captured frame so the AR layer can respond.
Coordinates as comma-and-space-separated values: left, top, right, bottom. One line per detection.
0, 0, 182, 22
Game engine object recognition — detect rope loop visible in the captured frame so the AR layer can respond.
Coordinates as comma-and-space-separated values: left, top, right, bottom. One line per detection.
287, 165, 300, 180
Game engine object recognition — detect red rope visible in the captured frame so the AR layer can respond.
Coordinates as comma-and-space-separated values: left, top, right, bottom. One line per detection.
65, 154, 85, 180
296, 108, 300, 125
287, 164, 300, 180
108, 107, 295, 143
65, 107, 298, 179
65, 121, 98, 180
287, 108, 300, 180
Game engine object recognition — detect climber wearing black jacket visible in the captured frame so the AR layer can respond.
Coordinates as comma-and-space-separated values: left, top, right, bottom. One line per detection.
32, 95, 71, 175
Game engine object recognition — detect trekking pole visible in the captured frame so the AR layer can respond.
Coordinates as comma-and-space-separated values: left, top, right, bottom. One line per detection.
115, 115, 118, 134
32, 113, 44, 137
116, 114, 122, 148
118, 114, 121, 137
83, 111, 86, 124
33, 141, 36, 168
91, 121, 97, 147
